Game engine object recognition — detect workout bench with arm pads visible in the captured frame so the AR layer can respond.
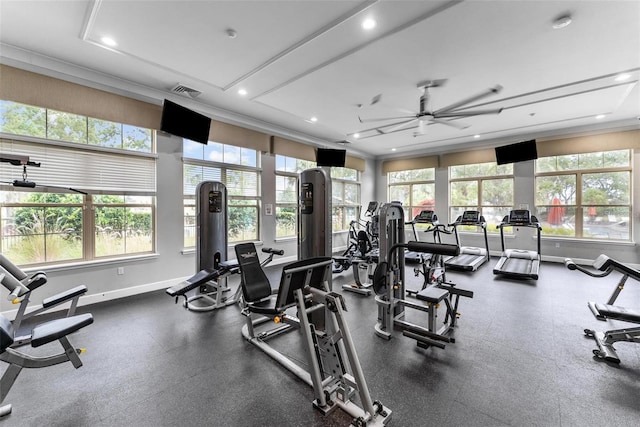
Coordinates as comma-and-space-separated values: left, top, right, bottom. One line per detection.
0, 254, 87, 347
0, 311, 93, 417
565, 254, 640, 364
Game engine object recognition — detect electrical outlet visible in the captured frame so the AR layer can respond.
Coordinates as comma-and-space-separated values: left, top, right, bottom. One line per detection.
555, 243, 560, 248
117, 267, 124, 275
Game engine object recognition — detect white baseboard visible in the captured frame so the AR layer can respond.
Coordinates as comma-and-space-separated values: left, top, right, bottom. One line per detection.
1, 277, 187, 320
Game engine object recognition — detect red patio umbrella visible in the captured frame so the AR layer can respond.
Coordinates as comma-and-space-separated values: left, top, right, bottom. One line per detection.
548, 197, 564, 225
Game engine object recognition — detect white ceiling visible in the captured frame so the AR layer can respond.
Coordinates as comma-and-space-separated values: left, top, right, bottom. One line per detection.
1, 0, 639, 159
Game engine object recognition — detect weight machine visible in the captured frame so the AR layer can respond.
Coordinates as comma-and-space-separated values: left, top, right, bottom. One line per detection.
373, 203, 474, 350
166, 181, 240, 311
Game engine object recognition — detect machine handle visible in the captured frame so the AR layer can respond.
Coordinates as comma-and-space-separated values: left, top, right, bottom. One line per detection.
262, 247, 284, 256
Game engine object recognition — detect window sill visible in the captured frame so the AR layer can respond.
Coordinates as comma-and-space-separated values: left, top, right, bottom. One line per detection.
22, 253, 160, 274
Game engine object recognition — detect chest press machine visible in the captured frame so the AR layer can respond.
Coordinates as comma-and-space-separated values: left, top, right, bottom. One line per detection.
373, 203, 474, 350
565, 254, 640, 364
236, 242, 391, 426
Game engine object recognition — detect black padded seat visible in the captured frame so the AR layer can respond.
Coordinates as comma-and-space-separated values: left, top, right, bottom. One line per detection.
31, 313, 94, 348
594, 303, 640, 323
416, 286, 449, 303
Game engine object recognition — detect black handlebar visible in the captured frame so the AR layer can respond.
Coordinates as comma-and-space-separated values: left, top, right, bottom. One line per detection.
262, 247, 284, 256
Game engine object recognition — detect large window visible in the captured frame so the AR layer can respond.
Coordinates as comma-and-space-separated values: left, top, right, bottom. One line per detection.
449, 162, 513, 231
388, 168, 435, 221
535, 150, 631, 240
275, 155, 315, 238
0, 101, 156, 266
183, 140, 260, 247
331, 167, 360, 232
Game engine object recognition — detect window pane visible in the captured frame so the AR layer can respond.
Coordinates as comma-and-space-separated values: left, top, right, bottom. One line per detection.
332, 167, 357, 180
583, 171, 630, 205
226, 170, 258, 197
88, 118, 122, 148
583, 206, 629, 240
95, 206, 126, 257
344, 183, 359, 205
228, 204, 257, 242
123, 125, 152, 152
412, 183, 435, 207
184, 200, 196, 247
450, 181, 478, 206
276, 206, 297, 238
482, 206, 512, 234
535, 175, 576, 206
389, 185, 410, 205
204, 142, 223, 162
333, 181, 344, 204
538, 205, 576, 237
276, 176, 297, 203
183, 139, 204, 160
240, 148, 257, 167
0, 101, 47, 138
603, 150, 630, 168
47, 110, 87, 143
223, 144, 241, 165
332, 206, 344, 231
124, 206, 153, 254
482, 179, 513, 206
389, 168, 434, 183
1, 205, 83, 264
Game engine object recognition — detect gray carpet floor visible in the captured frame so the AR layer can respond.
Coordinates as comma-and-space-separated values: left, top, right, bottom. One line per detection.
2, 257, 640, 426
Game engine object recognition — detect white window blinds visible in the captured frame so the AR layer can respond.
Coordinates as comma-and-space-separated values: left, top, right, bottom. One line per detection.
0, 137, 156, 194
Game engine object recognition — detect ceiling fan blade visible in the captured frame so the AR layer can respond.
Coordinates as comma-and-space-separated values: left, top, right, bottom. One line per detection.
434, 85, 503, 114
370, 94, 382, 105
358, 115, 415, 123
434, 108, 503, 118
429, 118, 470, 130
379, 118, 419, 134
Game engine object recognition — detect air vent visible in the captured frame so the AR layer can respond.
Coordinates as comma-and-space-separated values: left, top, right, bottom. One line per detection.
170, 84, 202, 99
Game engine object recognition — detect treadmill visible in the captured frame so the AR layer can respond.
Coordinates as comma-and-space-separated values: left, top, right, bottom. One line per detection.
493, 209, 542, 280
445, 210, 490, 272
405, 210, 439, 263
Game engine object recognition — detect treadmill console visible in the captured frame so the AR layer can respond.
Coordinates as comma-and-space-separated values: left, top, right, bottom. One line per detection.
415, 210, 437, 224
365, 201, 379, 216
460, 210, 482, 224
509, 209, 531, 224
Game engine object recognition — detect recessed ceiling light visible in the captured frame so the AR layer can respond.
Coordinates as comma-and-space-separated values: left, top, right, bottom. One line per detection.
552, 14, 572, 30
353, 133, 360, 139
595, 114, 606, 119
310, 117, 318, 122
474, 134, 481, 139
101, 36, 117, 47
391, 148, 397, 152
362, 18, 376, 30
237, 88, 247, 96
615, 73, 631, 82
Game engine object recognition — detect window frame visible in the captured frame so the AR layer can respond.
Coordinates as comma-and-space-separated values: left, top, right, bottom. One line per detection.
448, 162, 514, 232
387, 167, 436, 221
183, 141, 261, 247
534, 150, 632, 241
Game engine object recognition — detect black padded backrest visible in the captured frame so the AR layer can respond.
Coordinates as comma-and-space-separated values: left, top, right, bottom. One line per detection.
0, 314, 15, 353
275, 257, 332, 309
357, 230, 372, 255
235, 243, 272, 302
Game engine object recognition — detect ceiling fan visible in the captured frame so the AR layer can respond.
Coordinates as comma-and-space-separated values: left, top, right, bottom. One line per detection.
0, 154, 87, 194
358, 79, 504, 135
